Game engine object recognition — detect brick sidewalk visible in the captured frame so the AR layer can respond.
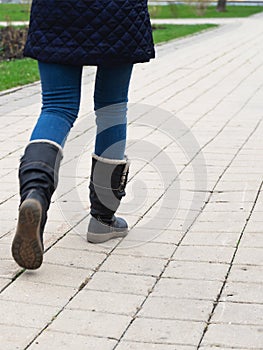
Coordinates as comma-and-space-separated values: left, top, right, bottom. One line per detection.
1, 14, 263, 350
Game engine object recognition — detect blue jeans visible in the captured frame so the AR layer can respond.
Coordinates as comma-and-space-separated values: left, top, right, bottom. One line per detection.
30, 62, 133, 159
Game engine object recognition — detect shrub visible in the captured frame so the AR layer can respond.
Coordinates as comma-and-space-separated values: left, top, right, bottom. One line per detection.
0, 25, 28, 60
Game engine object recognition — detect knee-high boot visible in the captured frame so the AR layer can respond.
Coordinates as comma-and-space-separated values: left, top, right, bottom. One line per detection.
11, 141, 63, 269
87, 154, 130, 243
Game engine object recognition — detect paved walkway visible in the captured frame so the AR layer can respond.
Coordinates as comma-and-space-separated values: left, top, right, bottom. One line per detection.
1, 14, 263, 350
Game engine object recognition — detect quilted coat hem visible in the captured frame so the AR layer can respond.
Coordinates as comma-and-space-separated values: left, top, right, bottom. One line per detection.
23, 51, 155, 67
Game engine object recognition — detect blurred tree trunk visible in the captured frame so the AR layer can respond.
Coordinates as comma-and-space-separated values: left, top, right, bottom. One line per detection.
217, 0, 227, 12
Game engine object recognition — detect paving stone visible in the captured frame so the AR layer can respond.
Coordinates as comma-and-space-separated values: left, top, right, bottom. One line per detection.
0, 220, 15, 236
201, 323, 263, 349
52, 231, 113, 254
208, 191, 256, 204
172, 245, 235, 264
136, 216, 183, 232
125, 227, 183, 245
0, 325, 40, 350
181, 231, 240, 247
49, 309, 131, 339
196, 209, 248, 223
87, 271, 156, 296
0, 243, 14, 260
67, 289, 144, 316
204, 202, 250, 213
163, 260, 229, 282
227, 264, 263, 284
116, 341, 194, 350
0, 277, 11, 291
100, 254, 166, 277
244, 220, 263, 233
190, 220, 244, 233
18, 263, 93, 288
0, 299, 59, 328
220, 281, 263, 304
0, 259, 21, 279
138, 295, 213, 322
44, 246, 106, 270
199, 347, 241, 350
153, 278, 222, 301
123, 317, 206, 346
29, 330, 117, 350
0, 280, 77, 307
212, 300, 263, 326
239, 232, 263, 248
233, 247, 263, 265
114, 240, 175, 259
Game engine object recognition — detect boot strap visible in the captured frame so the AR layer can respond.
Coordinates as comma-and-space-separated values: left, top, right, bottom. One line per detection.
118, 161, 130, 192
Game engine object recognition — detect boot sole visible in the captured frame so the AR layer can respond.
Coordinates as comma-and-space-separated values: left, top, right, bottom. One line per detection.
87, 216, 128, 244
87, 229, 128, 244
12, 199, 43, 270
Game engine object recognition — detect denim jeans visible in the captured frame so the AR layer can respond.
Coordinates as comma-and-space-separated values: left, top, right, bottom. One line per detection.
30, 62, 133, 159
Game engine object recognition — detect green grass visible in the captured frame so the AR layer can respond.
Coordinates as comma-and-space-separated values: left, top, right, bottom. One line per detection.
0, 4, 30, 22
0, 58, 39, 91
153, 23, 217, 44
0, 23, 216, 91
1, 3, 263, 22
149, 4, 263, 19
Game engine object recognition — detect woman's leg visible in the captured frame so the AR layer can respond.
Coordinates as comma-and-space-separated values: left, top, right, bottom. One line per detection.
30, 62, 82, 147
12, 62, 82, 269
94, 63, 133, 159
87, 64, 133, 243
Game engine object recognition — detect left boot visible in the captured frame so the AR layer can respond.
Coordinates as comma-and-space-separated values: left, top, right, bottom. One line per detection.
11, 141, 63, 269
87, 154, 130, 243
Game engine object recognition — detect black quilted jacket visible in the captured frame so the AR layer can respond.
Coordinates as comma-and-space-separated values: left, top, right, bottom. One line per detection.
24, 0, 155, 66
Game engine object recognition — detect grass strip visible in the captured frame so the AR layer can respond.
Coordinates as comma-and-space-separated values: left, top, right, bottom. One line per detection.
0, 58, 39, 91
149, 4, 263, 18
1, 4, 263, 22
153, 23, 217, 44
0, 4, 30, 22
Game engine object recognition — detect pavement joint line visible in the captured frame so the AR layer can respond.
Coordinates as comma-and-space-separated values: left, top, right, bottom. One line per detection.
130, 49, 263, 148
0, 17, 263, 350
161, 43, 262, 117
1, 28, 256, 164
5, 86, 261, 303
0, 193, 16, 206
197, 178, 263, 349
0, 146, 24, 161
111, 117, 263, 349
0, 213, 90, 295
186, 59, 263, 131
216, 299, 263, 305
16, 135, 184, 347
115, 27, 256, 112
163, 65, 263, 156
137, 23, 263, 107
131, 47, 213, 99
0, 229, 14, 240
111, 119, 263, 347
131, 108, 248, 230
22, 234, 131, 349
54, 177, 88, 201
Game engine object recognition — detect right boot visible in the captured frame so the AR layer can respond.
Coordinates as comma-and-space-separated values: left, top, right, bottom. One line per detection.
11, 141, 63, 270
87, 154, 130, 243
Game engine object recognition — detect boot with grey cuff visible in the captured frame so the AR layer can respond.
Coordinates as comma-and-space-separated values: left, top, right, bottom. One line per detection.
11, 141, 63, 270
87, 154, 130, 243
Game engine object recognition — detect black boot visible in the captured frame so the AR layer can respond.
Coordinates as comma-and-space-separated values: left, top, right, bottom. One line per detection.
11, 141, 63, 269
87, 154, 130, 243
